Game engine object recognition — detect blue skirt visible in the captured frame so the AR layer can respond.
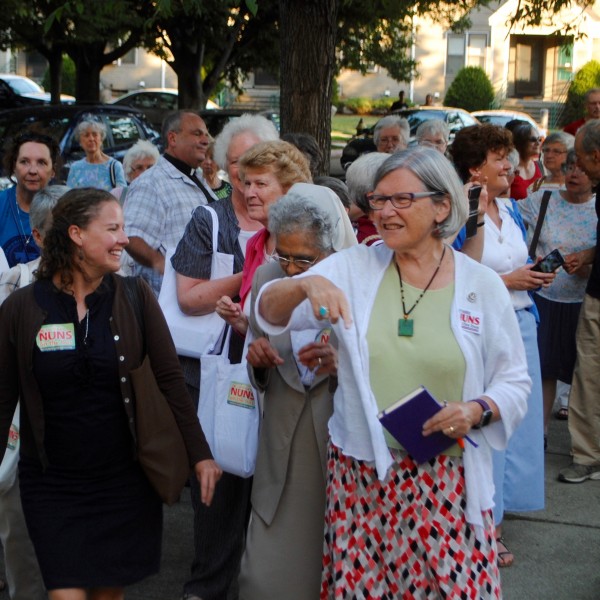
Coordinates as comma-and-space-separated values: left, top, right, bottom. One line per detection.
492, 308, 545, 523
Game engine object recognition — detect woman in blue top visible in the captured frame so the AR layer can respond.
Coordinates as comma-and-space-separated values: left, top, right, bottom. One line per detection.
0, 130, 61, 267
450, 124, 555, 568
66, 118, 127, 191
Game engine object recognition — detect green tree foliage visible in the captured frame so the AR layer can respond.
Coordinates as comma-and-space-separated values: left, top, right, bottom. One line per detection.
561, 60, 600, 126
444, 66, 495, 111
148, 0, 279, 109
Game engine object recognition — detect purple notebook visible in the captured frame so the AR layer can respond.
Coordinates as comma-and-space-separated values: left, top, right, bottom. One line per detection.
377, 385, 455, 464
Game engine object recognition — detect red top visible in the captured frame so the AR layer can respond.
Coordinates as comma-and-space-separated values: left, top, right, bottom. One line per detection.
510, 161, 542, 200
563, 118, 586, 136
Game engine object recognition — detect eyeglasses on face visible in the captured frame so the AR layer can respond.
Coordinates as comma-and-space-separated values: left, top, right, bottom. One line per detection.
366, 191, 445, 210
275, 253, 321, 269
542, 148, 567, 154
528, 137, 543, 143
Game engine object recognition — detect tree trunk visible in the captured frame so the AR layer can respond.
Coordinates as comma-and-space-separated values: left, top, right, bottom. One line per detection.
175, 58, 204, 110
68, 42, 106, 103
47, 47, 63, 105
279, 0, 340, 176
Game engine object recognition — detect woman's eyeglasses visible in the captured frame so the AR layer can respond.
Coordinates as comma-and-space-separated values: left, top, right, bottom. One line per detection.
366, 191, 445, 210
275, 253, 321, 269
529, 137, 543, 143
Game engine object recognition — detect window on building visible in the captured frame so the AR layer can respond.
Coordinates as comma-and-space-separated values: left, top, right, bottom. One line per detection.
446, 35, 465, 76
118, 48, 137, 66
446, 33, 488, 75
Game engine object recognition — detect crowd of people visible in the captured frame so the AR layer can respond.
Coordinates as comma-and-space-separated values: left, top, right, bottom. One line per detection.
0, 95, 598, 600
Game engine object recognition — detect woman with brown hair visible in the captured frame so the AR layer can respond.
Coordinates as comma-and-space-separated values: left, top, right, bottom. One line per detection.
0, 188, 220, 600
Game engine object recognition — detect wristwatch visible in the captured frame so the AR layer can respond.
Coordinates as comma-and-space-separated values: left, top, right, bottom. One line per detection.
468, 398, 493, 429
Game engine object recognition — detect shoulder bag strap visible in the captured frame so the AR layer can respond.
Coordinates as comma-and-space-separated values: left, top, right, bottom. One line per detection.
202, 205, 220, 253
528, 190, 552, 259
109, 159, 117, 188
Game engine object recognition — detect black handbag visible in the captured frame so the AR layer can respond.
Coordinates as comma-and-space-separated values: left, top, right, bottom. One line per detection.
123, 277, 190, 505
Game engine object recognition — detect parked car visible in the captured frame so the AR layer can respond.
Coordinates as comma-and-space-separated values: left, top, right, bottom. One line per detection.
0, 74, 75, 109
341, 106, 479, 170
0, 104, 160, 184
470, 109, 547, 138
111, 88, 280, 136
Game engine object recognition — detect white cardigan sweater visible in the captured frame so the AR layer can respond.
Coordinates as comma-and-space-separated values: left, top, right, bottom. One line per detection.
255, 243, 530, 532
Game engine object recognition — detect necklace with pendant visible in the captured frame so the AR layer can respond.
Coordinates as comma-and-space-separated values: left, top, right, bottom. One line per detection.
395, 245, 446, 337
10, 196, 34, 261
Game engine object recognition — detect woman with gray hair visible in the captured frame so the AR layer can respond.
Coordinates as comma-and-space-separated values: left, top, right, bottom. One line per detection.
528, 131, 574, 193
345, 152, 388, 244
67, 117, 127, 191
238, 183, 355, 600
111, 139, 160, 204
373, 114, 410, 153
254, 147, 530, 598
416, 119, 450, 154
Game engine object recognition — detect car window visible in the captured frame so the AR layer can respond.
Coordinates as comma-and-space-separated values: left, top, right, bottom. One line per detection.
106, 114, 142, 149
0, 113, 71, 144
158, 94, 178, 110
4, 77, 43, 95
131, 94, 157, 109
402, 110, 447, 135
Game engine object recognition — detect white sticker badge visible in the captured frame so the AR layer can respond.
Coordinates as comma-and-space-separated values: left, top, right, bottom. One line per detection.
36, 323, 76, 352
459, 309, 482, 335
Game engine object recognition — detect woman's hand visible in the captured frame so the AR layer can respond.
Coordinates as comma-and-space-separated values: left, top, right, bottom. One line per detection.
300, 276, 353, 328
194, 459, 222, 506
422, 402, 481, 439
564, 248, 595, 277
246, 337, 284, 369
215, 295, 248, 335
298, 342, 338, 376
501, 263, 556, 291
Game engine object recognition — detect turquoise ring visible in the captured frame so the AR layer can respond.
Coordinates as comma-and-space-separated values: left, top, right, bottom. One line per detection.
319, 305, 329, 318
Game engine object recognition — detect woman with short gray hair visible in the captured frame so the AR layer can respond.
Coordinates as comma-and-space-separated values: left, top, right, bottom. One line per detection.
238, 183, 355, 600
67, 117, 127, 191
255, 147, 529, 597
529, 130, 574, 193
373, 115, 410, 153
416, 119, 450, 154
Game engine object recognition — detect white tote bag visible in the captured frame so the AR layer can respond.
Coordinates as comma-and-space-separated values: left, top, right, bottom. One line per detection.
158, 205, 233, 358
198, 331, 259, 478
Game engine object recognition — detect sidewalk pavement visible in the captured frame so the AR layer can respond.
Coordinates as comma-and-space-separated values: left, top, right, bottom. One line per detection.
2, 416, 597, 599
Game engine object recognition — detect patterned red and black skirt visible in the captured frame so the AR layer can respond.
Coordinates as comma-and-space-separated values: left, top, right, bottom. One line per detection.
320, 443, 501, 599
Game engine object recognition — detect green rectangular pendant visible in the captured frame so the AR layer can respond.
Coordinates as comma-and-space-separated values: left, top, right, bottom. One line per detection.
398, 318, 414, 337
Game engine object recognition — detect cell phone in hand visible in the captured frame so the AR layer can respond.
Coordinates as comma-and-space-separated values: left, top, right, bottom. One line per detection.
465, 185, 482, 238
531, 249, 565, 273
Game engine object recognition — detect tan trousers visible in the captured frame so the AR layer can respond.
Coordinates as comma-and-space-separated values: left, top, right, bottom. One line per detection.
568, 293, 600, 465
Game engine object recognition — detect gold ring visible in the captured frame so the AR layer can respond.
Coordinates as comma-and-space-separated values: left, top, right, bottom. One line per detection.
318, 357, 322, 366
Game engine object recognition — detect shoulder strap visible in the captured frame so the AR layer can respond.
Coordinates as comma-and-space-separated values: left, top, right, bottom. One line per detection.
528, 190, 552, 259
109, 159, 117, 188
202, 205, 219, 252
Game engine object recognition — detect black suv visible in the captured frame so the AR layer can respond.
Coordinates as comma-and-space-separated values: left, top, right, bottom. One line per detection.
0, 104, 161, 181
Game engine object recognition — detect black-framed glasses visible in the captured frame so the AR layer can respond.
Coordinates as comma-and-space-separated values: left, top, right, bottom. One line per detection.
366, 191, 445, 210
275, 253, 321, 269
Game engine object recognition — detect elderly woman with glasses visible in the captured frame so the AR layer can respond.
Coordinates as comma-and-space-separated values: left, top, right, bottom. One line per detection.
238, 183, 355, 600
519, 149, 597, 428
528, 131, 575, 194
505, 119, 543, 200
416, 119, 450, 154
253, 147, 530, 598
373, 115, 410, 153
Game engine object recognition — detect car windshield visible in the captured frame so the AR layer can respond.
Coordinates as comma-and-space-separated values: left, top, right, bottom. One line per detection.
0, 113, 71, 146
476, 115, 512, 127
5, 78, 44, 95
399, 110, 450, 135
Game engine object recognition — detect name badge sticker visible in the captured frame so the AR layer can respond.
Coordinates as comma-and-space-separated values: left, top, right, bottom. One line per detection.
315, 327, 332, 344
459, 309, 482, 335
36, 323, 76, 352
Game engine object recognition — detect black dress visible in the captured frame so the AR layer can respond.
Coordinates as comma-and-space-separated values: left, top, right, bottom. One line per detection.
18, 278, 162, 590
